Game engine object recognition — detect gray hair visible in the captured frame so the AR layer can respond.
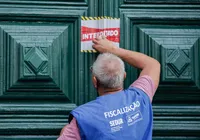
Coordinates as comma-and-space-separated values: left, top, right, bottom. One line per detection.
92, 53, 125, 89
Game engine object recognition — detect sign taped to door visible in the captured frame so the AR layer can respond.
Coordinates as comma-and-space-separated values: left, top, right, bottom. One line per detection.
81, 16, 120, 53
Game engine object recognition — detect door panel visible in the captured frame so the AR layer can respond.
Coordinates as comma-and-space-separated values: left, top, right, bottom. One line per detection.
0, 0, 200, 139
123, 0, 200, 4
100, 0, 200, 139
0, 0, 98, 137
119, 3, 200, 140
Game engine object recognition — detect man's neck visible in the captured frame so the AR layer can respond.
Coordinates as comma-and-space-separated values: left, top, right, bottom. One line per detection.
98, 87, 123, 96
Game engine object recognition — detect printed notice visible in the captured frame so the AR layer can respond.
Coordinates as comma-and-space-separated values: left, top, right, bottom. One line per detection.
81, 16, 120, 53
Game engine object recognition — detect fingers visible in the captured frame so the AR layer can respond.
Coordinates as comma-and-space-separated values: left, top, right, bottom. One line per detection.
92, 44, 98, 49
92, 44, 101, 50
92, 35, 106, 44
92, 38, 99, 44
97, 35, 106, 40
102, 35, 106, 39
96, 36, 102, 40
95, 35, 106, 41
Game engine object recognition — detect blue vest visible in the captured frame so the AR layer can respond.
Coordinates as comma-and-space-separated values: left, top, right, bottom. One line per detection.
71, 87, 153, 140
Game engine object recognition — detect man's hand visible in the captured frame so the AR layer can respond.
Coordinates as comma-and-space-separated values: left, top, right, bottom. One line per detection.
92, 36, 117, 53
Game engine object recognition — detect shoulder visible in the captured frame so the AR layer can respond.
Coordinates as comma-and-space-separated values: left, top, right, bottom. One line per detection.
130, 75, 156, 102
127, 86, 148, 96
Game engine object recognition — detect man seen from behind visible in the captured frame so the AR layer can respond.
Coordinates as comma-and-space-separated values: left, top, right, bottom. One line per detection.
58, 36, 161, 140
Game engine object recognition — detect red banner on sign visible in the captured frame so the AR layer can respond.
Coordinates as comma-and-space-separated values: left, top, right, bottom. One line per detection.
81, 26, 120, 42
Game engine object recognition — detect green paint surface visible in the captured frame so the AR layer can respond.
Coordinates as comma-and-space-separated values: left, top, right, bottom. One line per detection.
0, 0, 200, 139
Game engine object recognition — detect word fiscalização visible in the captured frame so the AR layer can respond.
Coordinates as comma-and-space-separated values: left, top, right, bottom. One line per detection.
104, 101, 140, 118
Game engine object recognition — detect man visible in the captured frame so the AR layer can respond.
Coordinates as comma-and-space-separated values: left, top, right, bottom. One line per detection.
58, 36, 160, 140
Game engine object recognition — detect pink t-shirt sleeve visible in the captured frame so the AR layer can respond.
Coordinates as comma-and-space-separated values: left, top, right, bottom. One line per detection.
57, 118, 81, 140
131, 75, 156, 102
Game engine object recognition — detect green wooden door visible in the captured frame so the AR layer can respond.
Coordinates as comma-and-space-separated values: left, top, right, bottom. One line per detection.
0, 0, 199, 139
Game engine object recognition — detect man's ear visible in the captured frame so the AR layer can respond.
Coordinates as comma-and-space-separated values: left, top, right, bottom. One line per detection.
124, 72, 126, 80
92, 76, 98, 88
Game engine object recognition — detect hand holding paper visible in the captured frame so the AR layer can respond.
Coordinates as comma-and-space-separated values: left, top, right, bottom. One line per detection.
92, 37, 117, 53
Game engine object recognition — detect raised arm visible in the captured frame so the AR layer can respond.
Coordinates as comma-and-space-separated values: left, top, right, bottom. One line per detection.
92, 37, 161, 90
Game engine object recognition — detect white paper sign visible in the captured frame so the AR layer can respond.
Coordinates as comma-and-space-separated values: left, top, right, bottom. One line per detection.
81, 16, 120, 53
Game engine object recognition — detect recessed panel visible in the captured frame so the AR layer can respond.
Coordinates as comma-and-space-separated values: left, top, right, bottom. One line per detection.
0, 22, 70, 95
137, 25, 200, 87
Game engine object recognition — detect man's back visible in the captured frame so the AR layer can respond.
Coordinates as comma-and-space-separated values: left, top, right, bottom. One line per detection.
71, 87, 152, 140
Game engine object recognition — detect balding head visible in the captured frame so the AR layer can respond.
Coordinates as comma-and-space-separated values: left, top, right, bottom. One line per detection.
92, 53, 125, 89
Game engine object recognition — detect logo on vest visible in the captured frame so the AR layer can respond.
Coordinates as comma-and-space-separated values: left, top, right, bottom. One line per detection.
109, 118, 124, 133
126, 111, 143, 126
